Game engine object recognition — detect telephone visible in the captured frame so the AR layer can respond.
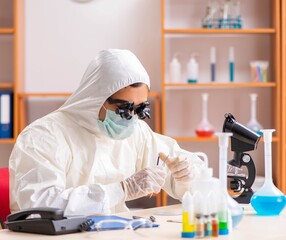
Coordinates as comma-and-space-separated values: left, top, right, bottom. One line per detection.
5, 207, 87, 235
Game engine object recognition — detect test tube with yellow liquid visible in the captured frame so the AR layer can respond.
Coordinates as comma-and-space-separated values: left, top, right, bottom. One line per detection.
181, 191, 195, 238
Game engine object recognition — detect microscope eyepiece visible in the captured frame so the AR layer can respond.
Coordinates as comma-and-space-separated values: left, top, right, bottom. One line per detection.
223, 113, 261, 152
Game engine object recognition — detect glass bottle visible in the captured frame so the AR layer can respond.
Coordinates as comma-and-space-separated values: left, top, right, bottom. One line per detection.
208, 191, 219, 237
181, 191, 195, 238
250, 129, 286, 215
169, 53, 181, 83
246, 93, 263, 135
194, 192, 205, 238
195, 93, 215, 137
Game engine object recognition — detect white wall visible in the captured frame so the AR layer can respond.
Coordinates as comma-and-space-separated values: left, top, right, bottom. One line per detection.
1, 0, 161, 167
24, 0, 161, 93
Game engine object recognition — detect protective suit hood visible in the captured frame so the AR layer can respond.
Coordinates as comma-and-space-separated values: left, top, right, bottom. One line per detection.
57, 49, 150, 134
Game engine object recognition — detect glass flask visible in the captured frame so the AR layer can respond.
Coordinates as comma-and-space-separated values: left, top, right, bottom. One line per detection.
250, 129, 286, 216
246, 93, 263, 135
216, 132, 244, 229
195, 93, 215, 137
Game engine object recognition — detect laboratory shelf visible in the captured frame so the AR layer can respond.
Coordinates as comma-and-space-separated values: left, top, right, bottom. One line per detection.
18, 92, 71, 98
19, 91, 161, 98
164, 82, 277, 89
0, 138, 15, 144
0, 83, 14, 89
174, 136, 217, 142
0, 28, 14, 34
163, 28, 276, 35
174, 136, 278, 143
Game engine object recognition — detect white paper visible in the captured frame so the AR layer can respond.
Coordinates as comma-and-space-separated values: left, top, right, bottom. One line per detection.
1, 94, 11, 124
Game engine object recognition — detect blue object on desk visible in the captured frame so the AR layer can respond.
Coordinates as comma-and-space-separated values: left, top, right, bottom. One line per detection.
86, 215, 159, 231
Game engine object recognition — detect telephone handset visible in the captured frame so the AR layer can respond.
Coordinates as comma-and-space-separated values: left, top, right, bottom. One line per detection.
7, 207, 65, 222
6, 207, 87, 235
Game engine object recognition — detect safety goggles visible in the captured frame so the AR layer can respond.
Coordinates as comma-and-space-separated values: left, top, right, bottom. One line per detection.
80, 218, 153, 231
107, 98, 151, 120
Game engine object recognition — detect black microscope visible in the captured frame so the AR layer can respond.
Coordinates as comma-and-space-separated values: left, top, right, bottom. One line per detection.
223, 113, 261, 204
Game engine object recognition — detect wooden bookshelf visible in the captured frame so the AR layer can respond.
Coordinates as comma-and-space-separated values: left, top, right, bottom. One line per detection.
161, 0, 283, 199
164, 28, 276, 35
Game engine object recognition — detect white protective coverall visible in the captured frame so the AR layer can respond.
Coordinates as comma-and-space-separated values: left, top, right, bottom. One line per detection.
9, 49, 204, 216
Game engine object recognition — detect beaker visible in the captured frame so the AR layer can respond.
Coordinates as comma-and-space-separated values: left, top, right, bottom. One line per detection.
246, 93, 263, 135
216, 132, 243, 229
250, 129, 286, 216
250, 61, 269, 83
195, 93, 215, 137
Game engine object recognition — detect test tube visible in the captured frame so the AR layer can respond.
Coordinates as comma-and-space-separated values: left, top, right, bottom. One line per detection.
260, 129, 275, 182
195, 213, 204, 238
229, 47, 234, 82
208, 191, 218, 237
210, 47, 216, 82
218, 194, 229, 235
204, 214, 212, 237
182, 191, 195, 238
211, 213, 219, 237
216, 132, 232, 235
216, 132, 233, 193
194, 191, 205, 238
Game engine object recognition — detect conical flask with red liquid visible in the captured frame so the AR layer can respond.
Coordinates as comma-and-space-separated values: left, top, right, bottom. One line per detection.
195, 93, 215, 137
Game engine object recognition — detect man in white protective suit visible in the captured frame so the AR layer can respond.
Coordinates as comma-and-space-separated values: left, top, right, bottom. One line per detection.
9, 49, 204, 216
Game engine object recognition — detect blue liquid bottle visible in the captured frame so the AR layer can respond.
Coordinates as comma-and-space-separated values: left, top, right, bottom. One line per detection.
250, 129, 286, 215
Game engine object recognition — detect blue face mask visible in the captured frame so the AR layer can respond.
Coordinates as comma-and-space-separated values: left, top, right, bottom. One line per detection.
97, 107, 138, 140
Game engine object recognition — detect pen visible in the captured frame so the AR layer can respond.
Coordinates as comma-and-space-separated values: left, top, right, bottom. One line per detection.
132, 215, 156, 222
167, 219, 182, 223
157, 154, 168, 166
